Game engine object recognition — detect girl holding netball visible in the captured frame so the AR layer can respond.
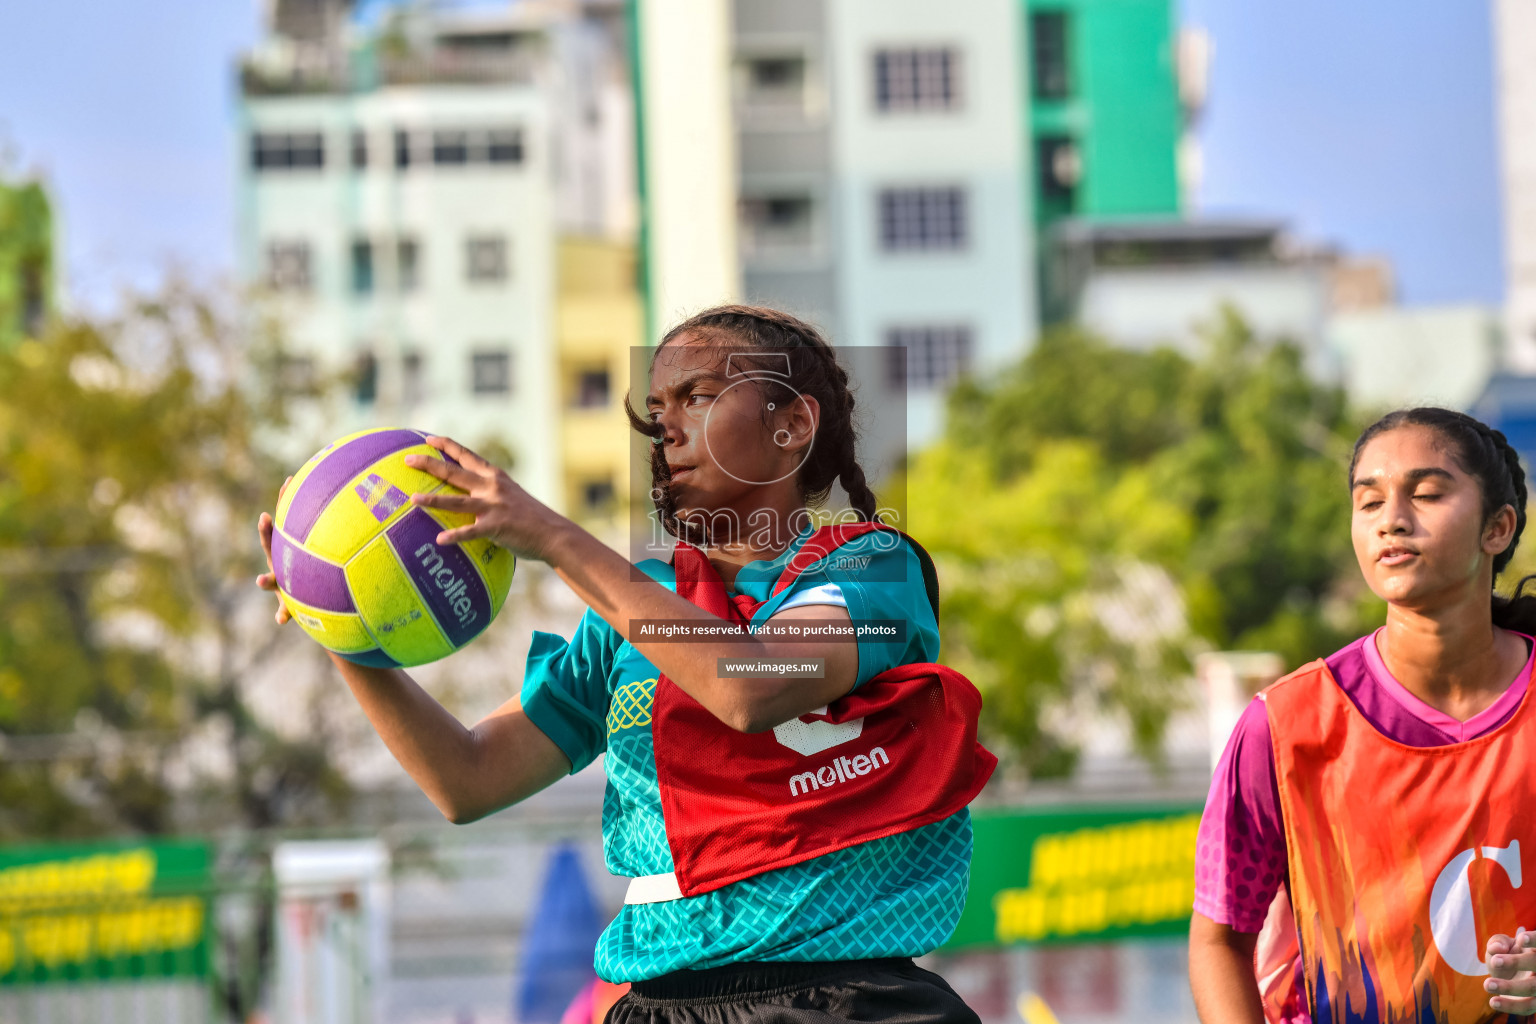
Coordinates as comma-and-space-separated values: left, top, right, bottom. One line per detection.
257, 306, 993, 1024
1190, 407, 1536, 1022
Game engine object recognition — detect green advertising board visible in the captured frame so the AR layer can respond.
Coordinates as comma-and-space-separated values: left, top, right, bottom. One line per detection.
946, 804, 1202, 949
0, 839, 210, 984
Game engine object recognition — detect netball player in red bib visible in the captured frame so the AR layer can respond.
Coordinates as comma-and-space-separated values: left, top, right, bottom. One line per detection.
1189, 408, 1536, 1023
257, 306, 994, 1023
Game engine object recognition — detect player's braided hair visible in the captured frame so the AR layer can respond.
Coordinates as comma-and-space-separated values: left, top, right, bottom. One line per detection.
1349, 407, 1536, 631
625, 304, 879, 541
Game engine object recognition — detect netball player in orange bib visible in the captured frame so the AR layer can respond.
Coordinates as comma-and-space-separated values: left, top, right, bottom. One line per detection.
1189, 408, 1536, 1022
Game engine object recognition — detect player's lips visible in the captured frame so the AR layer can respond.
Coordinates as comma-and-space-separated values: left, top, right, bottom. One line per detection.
1377, 545, 1420, 566
667, 464, 697, 481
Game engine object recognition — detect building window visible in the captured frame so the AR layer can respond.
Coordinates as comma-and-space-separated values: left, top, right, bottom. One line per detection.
397, 238, 421, 292
252, 132, 325, 171
471, 350, 512, 395
877, 187, 967, 251
354, 350, 378, 404
740, 195, 815, 255
487, 129, 523, 164
885, 326, 973, 390
266, 240, 313, 291
1032, 12, 1071, 99
741, 55, 807, 112
350, 239, 374, 295
394, 127, 525, 169
1037, 135, 1080, 214
582, 479, 616, 514
466, 236, 509, 283
873, 48, 960, 112
402, 351, 425, 406
432, 129, 470, 165
575, 368, 610, 409
351, 130, 369, 169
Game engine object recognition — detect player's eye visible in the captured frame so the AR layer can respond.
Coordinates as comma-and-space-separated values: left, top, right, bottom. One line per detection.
1357, 499, 1383, 512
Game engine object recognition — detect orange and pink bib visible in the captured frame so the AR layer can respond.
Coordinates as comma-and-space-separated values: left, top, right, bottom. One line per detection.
1263, 659, 1536, 1023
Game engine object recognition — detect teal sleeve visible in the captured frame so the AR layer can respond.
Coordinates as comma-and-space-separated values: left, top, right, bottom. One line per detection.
519, 608, 620, 774
786, 532, 942, 690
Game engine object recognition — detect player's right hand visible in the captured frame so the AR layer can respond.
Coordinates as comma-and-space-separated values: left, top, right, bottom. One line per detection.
255, 477, 294, 625
1486, 926, 1536, 1016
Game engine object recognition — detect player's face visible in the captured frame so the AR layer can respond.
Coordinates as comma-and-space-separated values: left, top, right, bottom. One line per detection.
1350, 425, 1510, 608
645, 334, 811, 522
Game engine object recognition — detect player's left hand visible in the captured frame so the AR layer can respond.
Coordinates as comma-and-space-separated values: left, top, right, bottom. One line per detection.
1486, 927, 1536, 1015
404, 435, 573, 562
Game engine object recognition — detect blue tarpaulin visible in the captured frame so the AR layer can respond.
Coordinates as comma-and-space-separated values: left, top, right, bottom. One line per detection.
514, 844, 605, 1024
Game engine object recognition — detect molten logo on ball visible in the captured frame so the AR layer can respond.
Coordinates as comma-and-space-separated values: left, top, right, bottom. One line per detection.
413, 543, 480, 628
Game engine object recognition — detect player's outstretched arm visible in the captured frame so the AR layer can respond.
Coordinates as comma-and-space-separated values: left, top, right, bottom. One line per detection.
1188, 912, 1264, 1024
406, 436, 861, 733
325, 654, 570, 823
257, 510, 569, 823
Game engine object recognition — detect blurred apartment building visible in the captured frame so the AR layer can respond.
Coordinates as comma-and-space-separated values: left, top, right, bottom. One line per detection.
1479, 0, 1536, 453
715, 1, 1210, 448
239, 0, 1454, 484
1023, 7, 1341, 372
237, 0, 640, 520
239, 0, 1230, 469
723, 0, 1208, 445
1497, 0, 1536, 376
729, 0, 1033, 446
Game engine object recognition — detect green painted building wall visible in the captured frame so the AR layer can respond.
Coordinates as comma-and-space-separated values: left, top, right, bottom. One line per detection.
0, 178, 53, 347
1026, 0, 1182, 227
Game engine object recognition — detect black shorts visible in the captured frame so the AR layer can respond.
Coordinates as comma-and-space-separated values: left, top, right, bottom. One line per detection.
608, 958, 982, 1024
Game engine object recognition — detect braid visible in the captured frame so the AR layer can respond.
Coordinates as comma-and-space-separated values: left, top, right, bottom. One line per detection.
1494, 428, 1529, 572
794, 329, 880, 522
627, 304, 881, 533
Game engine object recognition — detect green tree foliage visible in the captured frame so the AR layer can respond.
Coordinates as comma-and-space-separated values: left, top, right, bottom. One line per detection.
907, 311, 1382, 777
0, 176, 52, 347
0, 281, 349, 838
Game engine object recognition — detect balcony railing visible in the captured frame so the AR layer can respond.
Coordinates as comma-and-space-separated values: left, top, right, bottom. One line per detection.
241, 45, 535, 96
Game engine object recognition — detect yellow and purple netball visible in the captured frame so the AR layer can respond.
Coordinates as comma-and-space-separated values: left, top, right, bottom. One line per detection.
270, 428, 514, 667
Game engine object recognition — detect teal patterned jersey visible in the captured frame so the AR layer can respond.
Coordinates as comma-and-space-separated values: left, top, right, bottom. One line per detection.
519, 526, 973, 982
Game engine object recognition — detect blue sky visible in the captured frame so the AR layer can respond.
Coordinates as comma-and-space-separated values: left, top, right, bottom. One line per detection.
1183, 0, 1504, 306
0, 2, 262, 307
0, 1, 1507, 310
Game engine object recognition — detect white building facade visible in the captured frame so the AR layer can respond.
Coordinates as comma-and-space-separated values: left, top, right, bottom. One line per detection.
1496, 0, 1536, 372
240, 84, 559, 503
730, 0, 1035, 450
238, 2, 635, 509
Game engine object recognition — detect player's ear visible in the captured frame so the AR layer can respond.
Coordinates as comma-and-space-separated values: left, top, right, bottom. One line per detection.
1486, 504, 1519, 556
778, 395, 819, 455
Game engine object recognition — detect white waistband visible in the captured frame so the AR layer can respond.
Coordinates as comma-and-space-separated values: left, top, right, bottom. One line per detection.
624, 872, 683, 904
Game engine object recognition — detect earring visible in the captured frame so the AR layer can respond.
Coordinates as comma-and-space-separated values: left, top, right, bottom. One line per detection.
774, 429, 792, 447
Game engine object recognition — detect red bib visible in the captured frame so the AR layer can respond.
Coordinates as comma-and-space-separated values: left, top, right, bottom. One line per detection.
650, 524, 997, 897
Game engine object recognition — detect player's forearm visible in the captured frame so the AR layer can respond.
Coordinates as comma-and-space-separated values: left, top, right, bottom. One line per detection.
327, 654, 547, 822
1188, 913, 1265, 1024
544, 528, 850, 728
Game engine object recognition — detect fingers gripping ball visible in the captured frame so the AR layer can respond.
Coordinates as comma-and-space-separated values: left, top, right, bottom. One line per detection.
271, 428, 515, 667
